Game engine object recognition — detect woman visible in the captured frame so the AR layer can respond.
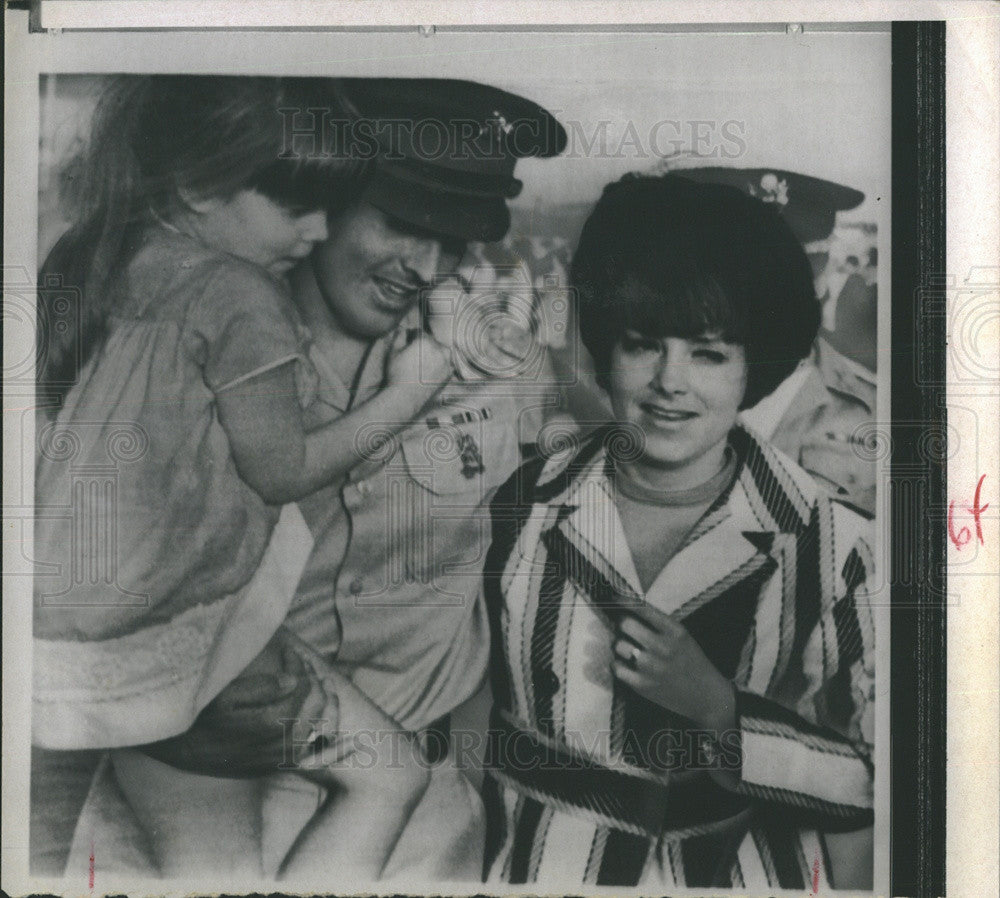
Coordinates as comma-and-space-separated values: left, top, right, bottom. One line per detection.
481, 173, 875, 890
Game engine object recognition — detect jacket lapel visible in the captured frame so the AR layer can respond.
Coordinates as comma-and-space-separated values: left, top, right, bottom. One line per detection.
552, 451, 645, 602
643, 466, 777, 619
533, 426, 807, 632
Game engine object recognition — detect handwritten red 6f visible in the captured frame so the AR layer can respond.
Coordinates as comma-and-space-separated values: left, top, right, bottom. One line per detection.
949, 474, 989, 550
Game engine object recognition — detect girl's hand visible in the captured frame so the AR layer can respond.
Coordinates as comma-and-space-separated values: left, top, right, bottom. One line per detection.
611, 602, 736, 733
462, 318, 537, 379
385, 329, 453, 394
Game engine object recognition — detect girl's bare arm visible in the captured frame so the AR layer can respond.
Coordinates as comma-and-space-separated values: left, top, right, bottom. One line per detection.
216, 334, 451, 504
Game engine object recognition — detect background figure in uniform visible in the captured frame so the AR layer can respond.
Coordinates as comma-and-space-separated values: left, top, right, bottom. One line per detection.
826, 247, 878, 373
674, 167, 878, 516
65, 78, 568, 883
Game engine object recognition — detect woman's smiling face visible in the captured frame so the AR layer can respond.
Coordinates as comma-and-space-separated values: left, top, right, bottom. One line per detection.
607, 330, 748, 488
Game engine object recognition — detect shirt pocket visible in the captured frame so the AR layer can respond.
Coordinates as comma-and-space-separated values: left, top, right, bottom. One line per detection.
396, 405, 521, 500
799, 437, 875, 497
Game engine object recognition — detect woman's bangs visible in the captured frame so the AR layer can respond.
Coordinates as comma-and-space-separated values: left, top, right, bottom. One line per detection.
615, 274, 744, 344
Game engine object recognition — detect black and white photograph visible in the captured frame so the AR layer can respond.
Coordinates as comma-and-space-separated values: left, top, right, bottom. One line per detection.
3, 8, 997, 897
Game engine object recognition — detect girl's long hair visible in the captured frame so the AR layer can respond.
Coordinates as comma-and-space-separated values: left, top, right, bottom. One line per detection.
38, 75, 366, 408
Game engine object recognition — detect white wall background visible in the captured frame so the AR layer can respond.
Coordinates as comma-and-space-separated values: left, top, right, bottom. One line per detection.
37, 28, 891, 259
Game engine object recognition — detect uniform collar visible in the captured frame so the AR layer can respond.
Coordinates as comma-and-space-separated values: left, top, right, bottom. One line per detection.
740, 361, 815, 440
816, 337, 876, 412
307, 307, 423, 414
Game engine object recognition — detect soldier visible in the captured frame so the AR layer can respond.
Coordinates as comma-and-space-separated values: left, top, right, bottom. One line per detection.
260, 79, 568, 880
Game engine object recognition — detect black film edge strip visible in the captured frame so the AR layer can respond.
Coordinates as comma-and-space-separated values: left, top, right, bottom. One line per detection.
891, 20, 947, 898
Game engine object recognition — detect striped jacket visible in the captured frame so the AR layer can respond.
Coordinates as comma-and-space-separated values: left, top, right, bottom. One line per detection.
482, 425, 875, 889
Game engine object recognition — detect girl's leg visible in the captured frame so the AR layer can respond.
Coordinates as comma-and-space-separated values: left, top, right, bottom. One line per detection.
110, 748, 264, 877
278, 772, 424, 883
278, 671, 429, 882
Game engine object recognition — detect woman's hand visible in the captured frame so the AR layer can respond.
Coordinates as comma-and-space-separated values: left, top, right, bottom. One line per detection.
611, 602, 736, 733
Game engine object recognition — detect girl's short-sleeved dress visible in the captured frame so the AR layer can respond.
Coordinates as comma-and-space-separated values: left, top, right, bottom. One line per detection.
33, 224, 318, 750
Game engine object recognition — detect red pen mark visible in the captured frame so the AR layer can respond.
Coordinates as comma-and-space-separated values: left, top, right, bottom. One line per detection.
948, 500, 971, 549
949, 475, 990, 550
971, 474, 990, 545
811, 848, 821, 894
88, 840, 95, 889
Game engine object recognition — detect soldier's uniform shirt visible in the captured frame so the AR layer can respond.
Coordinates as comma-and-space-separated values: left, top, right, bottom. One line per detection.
742, 338, 876, 516
268, 315, 535, 880
285, 314, 528, 732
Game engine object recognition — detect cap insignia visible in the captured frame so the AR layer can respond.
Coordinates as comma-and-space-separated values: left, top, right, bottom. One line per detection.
481, 110, 514, 140
750, 172, 790, 206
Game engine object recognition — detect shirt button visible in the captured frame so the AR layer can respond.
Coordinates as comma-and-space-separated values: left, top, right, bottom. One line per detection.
348, 577, 364, 595
538, 669, 560, 695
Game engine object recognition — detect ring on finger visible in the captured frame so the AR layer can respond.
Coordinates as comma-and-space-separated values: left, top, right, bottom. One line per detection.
301, 723, 333, 758
304, 724, 321, 748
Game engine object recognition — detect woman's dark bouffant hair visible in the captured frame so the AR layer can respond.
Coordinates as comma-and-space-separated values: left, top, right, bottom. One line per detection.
570, 172, 821, 409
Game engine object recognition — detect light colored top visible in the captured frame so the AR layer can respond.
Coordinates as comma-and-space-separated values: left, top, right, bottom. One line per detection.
33, 225, 316, 748
612, 447, 738, 591
740, 361, 814, 440
744, 338, 877, 515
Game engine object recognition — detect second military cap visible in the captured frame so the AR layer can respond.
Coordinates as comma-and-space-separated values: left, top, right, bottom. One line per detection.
671, 167, 865, 245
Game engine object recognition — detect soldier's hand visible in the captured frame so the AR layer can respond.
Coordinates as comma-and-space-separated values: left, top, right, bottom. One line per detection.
138, 628, 337, 779
385, 329, 453, 392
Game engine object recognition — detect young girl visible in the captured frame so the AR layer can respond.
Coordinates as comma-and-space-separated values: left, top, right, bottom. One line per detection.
33, 75, 453, 880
